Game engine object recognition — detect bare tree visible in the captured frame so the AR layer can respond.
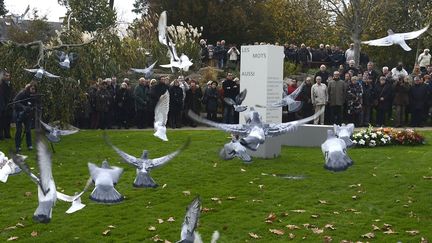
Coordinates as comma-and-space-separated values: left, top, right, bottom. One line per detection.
322, 0, 384, 67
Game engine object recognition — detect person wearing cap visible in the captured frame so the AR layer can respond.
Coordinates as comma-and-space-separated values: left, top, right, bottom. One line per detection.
418, 49, 431, 75
168, 79, 184, 128
13, 81, 37, 152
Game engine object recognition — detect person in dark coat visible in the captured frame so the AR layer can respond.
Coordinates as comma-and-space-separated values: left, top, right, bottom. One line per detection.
0, 70, 13, 140
203, 80, 219, 121
222, 73, 239, 124
13, 82, 37, 152
134, 78, 149, 129
410, 76, 429, 127
315, 65, 330, 86
184, 80, 203, 127
95, 81, 112, 129
361, 76, 375, 126
168, 79, 184, 128
346, 76, 363, 126
393, 76, 411, 127
301, 77, 314, 120
115, 82, 132, 129
374, 76, 392, 127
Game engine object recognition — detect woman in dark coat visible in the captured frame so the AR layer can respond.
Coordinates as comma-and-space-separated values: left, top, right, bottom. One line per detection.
361, 76, 375, 126
184, 80, 203, 127
346, 76, 363, 126
203, 81, 219, 121
168, 79, 184, 128
410, 76, 429, 127
115, 82, 133, 129
374, 76, 392, 127
393, 76, 410, 127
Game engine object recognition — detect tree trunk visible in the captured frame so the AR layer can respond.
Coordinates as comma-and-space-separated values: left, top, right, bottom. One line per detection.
352, 32, 361, 68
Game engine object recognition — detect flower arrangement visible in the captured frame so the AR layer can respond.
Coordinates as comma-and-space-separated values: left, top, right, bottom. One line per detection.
391, 129, 425, 145
351, 125, 425, 147
352, 125, 391, 147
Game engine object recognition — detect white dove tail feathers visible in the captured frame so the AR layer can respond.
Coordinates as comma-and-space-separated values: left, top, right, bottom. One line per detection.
89, 184, 124, 203
133, 171, 158, 188
154, 124, 168, 141
324, 151, 354, 172
191, 231, 219, 243
211, 231, 220, 243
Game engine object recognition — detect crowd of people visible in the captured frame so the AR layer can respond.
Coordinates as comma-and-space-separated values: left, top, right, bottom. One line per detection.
1, 45, 432, 152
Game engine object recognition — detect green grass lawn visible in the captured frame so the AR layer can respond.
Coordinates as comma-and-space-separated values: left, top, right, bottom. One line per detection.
0, 129, 431, 242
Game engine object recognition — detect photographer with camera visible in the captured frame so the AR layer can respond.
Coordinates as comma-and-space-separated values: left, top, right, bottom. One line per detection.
13, 81, 37, 152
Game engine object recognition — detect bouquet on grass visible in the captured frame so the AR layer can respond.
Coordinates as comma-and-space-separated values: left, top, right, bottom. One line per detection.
352, 125, 392, 147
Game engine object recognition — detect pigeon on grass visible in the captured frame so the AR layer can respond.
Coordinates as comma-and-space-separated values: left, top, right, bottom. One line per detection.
321, 130, 354, 172
88, 161, 124, 204
333, 123, 355, 147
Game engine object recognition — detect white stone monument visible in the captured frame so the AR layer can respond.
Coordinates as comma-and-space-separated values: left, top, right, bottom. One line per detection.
240, 45, 284, 158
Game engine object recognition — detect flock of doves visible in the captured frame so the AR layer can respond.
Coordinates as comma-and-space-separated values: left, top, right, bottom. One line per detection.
5, 9, 415, 241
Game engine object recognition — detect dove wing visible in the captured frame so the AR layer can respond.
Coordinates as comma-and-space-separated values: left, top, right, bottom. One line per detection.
111, 145, 140, 168
236, 89, 247, 105
266, 106, 324, 137
11, 153, 40, 185
154, 90, 170, 127
147, 138, 190, 169
288, 81, 304, 99
158, 11, 167, 45
40, 120, 54, 132
400, 24, 429, 40
224, 97, 236, 106
180, 197, 201, 241
36, 137, 54, 195
188, 110, 249, 135
24, 68, 38, 73
108, 166, 123, 184
362, 36, 393, 46
44, 70, 60, 78
58, 128, 79, 136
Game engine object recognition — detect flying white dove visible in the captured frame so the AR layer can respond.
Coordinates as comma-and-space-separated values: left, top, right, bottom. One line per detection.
130, 60, 158, 79
154, 90, 170, 141
219, 135, 252, 163
106, 135, 190, 188
40, 120, 79, 143
0, 151, 22, 183
6, 5, 29, 25
257, 81, 304, 112
188, 106, 324, 151
321, 130, 354, 172
88, 160, 124, 204
56, 51, 78, 69
24, 67, 60, 79
158, 11, 193, 72
224, 89, 248, 112
333, 123, 355, 147
362, 25, 430, 51
11, 136, 57, 223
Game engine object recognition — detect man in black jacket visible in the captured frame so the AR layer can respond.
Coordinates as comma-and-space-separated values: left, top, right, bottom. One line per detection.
222, 73, 239, 124
410, 76, 429, 127
0, 70, 13, 140
14, 82, 37, 152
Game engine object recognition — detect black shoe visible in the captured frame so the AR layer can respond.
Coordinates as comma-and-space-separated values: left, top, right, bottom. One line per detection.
28, 146, 33, 151
16, 147, 22, 152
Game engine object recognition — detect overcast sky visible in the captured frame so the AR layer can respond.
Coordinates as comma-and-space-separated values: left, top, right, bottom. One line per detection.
4, 0, 138, 23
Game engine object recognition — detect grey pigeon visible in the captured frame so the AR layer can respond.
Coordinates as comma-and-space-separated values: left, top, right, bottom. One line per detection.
333, 123, 354, 147
362, 24, 430, 51
257, 81, 304, 112
11, 136, 57, 223
107, 136, 190, 188
56, 51, 78, 69
321, 130, 353, 172
88, 161, 124, 203
24, 67, 60, 79
6, 5, 29, 25
219, 135, 252, 163
130, 61, 158, 79
40, 120, 79, 143
224, 89, 248, 112
56, 177, 92, 214
188, 106, 324, 151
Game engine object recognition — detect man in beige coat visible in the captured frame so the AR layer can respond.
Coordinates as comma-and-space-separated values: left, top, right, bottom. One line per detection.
311, 76, 328, 125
